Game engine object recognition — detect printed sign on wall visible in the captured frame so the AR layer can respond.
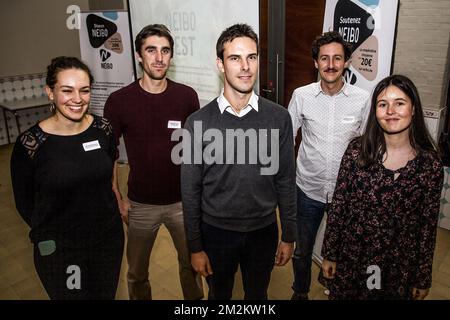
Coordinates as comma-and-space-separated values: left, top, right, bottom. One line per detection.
128, 0, 259, 106
323, 0, 399, 93
79, 11, 134, 116
314, 0, 399, 263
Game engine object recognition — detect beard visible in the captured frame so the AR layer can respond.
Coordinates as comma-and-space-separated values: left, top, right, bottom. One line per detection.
142, 63, 169, 81
225, 75, 256, 95
147, 69, 168, 80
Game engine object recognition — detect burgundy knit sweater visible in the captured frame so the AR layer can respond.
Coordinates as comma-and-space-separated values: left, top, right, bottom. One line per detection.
104, 79, 199, 204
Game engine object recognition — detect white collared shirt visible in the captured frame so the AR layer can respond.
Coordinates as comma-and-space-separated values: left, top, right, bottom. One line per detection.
217, 90, 259, 117
288, 80, 370, 203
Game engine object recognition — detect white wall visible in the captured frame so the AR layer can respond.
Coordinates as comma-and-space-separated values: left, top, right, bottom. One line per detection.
393, 0, 450, 112
0, 0, 89, 77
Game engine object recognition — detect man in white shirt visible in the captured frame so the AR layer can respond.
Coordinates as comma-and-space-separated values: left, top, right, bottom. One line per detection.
287, 31, 370, 300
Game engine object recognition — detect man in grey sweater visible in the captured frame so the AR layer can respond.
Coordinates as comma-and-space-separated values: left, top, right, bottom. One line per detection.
180, 23, 296, 300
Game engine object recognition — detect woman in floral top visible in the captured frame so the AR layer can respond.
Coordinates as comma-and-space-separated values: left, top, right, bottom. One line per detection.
320, 74, 443, 300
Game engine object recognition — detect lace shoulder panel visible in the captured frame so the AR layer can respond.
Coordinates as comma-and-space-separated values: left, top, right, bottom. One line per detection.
92, 115, 113, 137
19, 126, 49, 159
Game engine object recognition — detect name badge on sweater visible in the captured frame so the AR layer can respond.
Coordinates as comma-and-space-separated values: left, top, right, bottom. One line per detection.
82, 140, 101, 152
168, 120, 181, 129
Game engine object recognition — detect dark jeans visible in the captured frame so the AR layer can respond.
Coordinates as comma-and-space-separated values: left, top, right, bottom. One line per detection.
292, 187, 326, 294
202, 222, 278, 300
34, 222, 124, 300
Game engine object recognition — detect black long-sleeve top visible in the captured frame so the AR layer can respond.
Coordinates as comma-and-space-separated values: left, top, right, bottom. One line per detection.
10, 115, 121, 248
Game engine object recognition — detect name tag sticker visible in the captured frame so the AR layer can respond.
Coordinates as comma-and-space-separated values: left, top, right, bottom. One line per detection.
82, 140, 101, 152
341, 116, 355, 124
168, 120, 182, 129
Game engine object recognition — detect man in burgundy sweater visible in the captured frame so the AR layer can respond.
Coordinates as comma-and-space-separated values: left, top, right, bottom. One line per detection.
104, 24, 203, 300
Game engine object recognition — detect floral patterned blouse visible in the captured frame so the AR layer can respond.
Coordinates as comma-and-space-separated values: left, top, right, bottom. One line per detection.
321, 139, 444, 300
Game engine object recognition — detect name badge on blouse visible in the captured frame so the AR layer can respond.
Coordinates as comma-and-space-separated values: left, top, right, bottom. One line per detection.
82, 140, 101, 152
168, 120, 181, 129
341, 116, 356, 124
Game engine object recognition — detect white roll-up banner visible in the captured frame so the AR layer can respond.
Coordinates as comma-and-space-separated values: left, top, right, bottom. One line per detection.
128, 0, 259, 107
79, 10, 134, 116
79, 11, 134, 162
323, 0, 399, 94
314, 0, 399, 264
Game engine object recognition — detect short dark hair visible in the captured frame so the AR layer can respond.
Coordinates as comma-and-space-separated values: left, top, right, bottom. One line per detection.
311, 31, 352, 61
358, 74, 437, 167
216, 23, 259, 60
135, 24, 174, 58
46, 56, 94, 89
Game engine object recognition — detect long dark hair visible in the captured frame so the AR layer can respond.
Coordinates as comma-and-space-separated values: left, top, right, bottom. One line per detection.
358, 74, 437, 167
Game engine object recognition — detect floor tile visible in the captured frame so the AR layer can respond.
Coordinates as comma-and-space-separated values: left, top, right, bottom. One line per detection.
0, 144, 449, 300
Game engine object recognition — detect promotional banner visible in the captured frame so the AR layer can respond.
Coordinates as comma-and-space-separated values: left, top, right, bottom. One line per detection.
128, 0, 259, 106
79, 11, 134, 116
322, 0, 399, 93
314, 0, 399, 263
79, 11, 134, 162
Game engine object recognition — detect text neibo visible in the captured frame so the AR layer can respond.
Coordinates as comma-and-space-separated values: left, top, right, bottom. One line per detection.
92, 25, 108, 37
339, 26, 359, 43
101, 62, 113, 70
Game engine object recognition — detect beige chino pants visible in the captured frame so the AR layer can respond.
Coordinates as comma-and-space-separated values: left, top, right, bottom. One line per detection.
126, 200, 203, 300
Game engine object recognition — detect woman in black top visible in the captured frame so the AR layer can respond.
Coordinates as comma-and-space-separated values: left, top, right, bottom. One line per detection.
10, 56, 124, 299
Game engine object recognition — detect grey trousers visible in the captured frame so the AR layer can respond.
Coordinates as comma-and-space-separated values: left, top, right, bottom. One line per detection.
126, 200, 203, 300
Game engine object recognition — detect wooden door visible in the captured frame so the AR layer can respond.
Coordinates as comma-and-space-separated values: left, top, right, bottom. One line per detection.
260, 0, 326, 107
284, 0, 326, 106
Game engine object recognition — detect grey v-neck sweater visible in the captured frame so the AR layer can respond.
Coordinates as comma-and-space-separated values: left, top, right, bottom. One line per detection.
181, 97, 297, 253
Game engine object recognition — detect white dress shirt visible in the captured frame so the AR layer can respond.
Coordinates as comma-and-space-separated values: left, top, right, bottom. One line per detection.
288, 80, 370, 203
217, 90, 259, 117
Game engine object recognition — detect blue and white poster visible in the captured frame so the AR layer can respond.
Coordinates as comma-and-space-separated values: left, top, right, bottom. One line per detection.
322, 0, 399, 93
314, 0, 399, 263
79, 11, 134, 116
79, 11, 134, 162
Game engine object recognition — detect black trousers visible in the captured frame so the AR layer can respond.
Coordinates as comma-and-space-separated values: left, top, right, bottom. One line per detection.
202, 222, 278, 300
33, 222, 124, 300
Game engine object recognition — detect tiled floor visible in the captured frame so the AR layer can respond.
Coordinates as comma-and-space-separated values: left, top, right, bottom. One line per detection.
0, 143, 449, 300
